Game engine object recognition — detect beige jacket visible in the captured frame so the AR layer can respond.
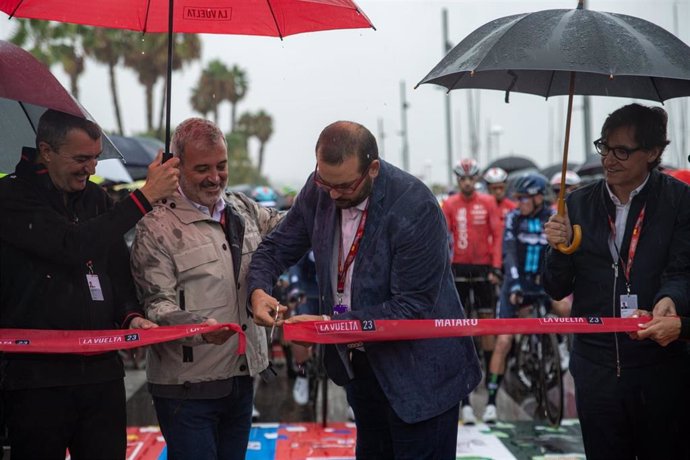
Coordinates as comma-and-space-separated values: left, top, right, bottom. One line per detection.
130, 191, 282, 387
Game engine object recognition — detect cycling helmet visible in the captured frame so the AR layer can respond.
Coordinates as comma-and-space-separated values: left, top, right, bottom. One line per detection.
453, 158, 480, 177
550, 170, 582, 187
251, 186, 278, 207
513, 173, 548, 196
483, 167, 508, 184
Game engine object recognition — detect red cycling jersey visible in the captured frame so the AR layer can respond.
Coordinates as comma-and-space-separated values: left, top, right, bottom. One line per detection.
496, 197, 517, 226
443, 192, 503, 269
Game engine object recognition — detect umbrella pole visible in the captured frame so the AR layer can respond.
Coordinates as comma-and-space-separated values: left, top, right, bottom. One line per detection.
557, 71, 582, 254
163, 0, 174, 162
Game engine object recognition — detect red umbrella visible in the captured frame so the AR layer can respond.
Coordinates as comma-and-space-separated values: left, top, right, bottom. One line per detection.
0, 0, 375, 155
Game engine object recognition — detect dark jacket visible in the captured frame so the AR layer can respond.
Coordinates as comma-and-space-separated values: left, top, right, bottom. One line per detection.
247, 160, 482, 424
0, 148, 151, 390
544, 169, 690, 369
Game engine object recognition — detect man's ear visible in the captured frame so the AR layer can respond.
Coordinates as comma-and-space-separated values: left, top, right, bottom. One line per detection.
369, 159, 381, 178
37, 141, 52, 163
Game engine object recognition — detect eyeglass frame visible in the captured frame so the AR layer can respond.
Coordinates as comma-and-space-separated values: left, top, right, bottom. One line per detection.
313, 161, 372, 194
593, 138, 644, 162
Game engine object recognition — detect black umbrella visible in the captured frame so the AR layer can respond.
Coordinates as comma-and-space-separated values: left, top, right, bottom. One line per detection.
417, 0, 690, 253
110, 135, 163, 180
486, 156, 538, 174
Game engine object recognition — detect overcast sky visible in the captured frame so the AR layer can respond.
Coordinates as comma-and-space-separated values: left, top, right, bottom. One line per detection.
2, 0, 689, 189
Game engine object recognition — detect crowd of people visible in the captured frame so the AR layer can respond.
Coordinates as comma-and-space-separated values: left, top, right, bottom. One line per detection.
0, 102, 688, 460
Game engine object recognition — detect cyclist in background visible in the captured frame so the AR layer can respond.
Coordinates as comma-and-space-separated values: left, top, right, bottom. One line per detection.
484, 167, 517, 226
442, 158, 503, 425
483, 173, 554, 423
549, 170, 582, 212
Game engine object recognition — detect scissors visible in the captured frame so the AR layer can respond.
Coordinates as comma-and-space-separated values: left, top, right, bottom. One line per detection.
269, 304, 280, 343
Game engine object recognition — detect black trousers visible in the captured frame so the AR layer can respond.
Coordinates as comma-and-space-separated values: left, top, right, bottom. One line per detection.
571, 352, 690, 460
3, 379, 126, 460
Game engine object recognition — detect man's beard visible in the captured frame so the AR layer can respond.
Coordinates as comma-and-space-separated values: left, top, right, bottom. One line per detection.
335, 177, 373, 209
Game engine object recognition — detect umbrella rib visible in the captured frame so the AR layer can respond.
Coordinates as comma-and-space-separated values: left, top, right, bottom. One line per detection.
18, 101, 36, 132
545, 70, 556, 100
143, 0, 152, 34
264, 0, 284, 40
649, 76, 664, 103
8, 0, 26, 18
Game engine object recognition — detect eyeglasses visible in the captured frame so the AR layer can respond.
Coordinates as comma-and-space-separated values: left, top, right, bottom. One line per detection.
313, 162, 371, 194
593, 138, 642, 161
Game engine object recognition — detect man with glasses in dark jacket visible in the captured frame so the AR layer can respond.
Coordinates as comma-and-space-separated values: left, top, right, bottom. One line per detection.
544, 103, 690, 460
0, 109, 179, 459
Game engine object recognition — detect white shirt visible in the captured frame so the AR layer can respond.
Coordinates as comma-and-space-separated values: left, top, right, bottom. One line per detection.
178, 187, 226, 223
335, 198, 369, 309
605, 174, 649, 262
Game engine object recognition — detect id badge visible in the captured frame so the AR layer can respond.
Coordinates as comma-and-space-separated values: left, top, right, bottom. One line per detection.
333, 304, 350, 316
619, 294, 638, 318
86, 274, 105, 301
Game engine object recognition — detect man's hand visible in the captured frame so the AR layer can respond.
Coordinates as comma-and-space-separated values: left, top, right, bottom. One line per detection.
634, 316, 681, 347
139, 150, 180, 203
627, 309, 651, 339
200, 318, 235, 345
488, 270, 501, 286
652, 296, 676, 317
129, 316, 158, 329
544, 212, 573, 249
250, 289, 288, 327
509, 291, 523, 307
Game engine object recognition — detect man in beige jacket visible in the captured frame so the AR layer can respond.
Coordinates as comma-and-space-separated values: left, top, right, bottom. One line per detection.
130, 118, 282, 460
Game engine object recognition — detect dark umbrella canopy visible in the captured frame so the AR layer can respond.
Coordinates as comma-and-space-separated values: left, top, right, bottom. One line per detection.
418, 7, 690, 102
486, 156, 538, 174
0, 40, 121, 172
110, 135, 163, 180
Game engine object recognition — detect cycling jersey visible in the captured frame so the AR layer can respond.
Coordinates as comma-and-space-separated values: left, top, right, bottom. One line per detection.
443, 192, 502, 269
496, 198, 517, 226
503, 205, 554, 294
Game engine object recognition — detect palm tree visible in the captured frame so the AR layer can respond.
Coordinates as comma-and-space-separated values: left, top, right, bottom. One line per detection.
226, 65, 248, 133
123, 33, 201, 134
82, 28, 134, 135
237, 110, 274, 175
190, 60, 229, 123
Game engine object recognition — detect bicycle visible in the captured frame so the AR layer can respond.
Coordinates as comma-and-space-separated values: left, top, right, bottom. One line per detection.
507, 291, 564, 427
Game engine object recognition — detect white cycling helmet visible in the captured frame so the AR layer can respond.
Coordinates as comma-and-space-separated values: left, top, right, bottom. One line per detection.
483, 167, 508, 184
453, 158, 480, 177
550, 170, 582, 187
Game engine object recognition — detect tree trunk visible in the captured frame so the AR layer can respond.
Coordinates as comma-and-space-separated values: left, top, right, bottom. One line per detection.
213, 107, 219, 124
108, 62, 124, 135
230, 103, 236, 133
145, 84, 154, 132
257, 142, 265, 175
157, 81, 166, 139
70, 75, 79, 100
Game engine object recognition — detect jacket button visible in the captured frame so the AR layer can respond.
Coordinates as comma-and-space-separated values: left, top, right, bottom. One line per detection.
240, 364, 247, 372
222, 243, 227, 250
170, 202, 176, 209
162, 198, 167, 204
241, 324, 247, 331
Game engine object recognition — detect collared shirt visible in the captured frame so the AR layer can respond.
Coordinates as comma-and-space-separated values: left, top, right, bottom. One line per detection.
178, 187, 226, 223
605, 174, 649, 262
335, 198, 369, 310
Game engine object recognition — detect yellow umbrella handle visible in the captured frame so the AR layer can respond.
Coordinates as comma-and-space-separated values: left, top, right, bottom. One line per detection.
556, 193, 581, 254
555, 70, 582, 255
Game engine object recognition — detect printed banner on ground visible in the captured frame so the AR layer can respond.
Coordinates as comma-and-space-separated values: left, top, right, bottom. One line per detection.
284, 317, 648, 344
0, 323, 245, 354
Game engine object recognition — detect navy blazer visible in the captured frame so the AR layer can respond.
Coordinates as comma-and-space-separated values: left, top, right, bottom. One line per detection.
247, 160, 481, 423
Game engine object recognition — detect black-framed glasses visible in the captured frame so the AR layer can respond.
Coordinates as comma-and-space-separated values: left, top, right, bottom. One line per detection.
593, 138, 642, 161
313, 162, 371, 194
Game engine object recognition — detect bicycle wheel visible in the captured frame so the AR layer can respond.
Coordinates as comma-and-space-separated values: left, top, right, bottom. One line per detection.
538, 334, 564, 426
514, 334, 539, 392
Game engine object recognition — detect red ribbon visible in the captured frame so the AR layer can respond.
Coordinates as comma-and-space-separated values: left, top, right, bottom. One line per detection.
0, 323, 245, 355
283, 317, 650, 344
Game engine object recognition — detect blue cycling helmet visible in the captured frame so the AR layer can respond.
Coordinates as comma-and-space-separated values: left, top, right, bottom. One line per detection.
252, 186, 278, 206
513, 173, 548, 196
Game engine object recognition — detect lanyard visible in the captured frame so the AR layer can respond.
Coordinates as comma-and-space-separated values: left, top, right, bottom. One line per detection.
608, 204, 646, 285
337, 205, 369, 295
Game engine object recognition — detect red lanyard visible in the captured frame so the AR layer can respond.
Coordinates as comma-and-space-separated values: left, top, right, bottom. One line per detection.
608, 205, 646, 283
337, 205, 369, 295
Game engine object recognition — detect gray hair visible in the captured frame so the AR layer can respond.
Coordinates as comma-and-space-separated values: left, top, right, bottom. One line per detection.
171, 118, 226, 162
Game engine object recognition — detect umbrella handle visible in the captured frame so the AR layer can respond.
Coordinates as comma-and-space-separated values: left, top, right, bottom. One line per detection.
555, 196, 581, 254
